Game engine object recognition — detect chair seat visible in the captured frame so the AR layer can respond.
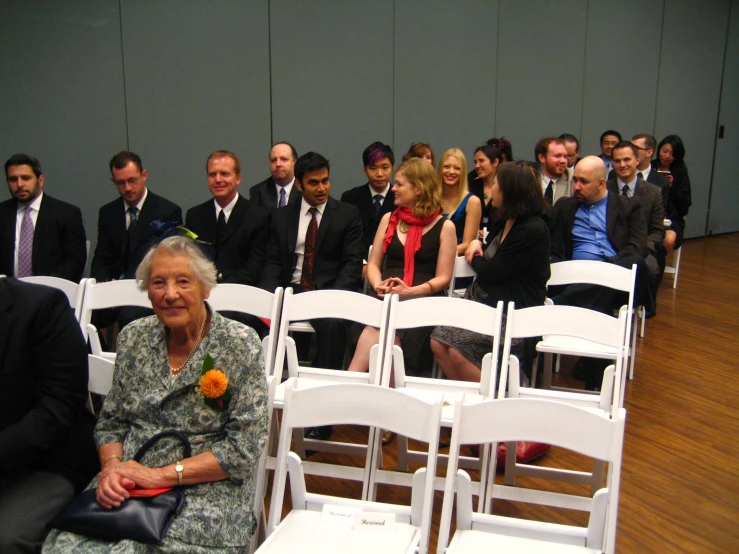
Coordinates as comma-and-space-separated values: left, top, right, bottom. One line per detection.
396, 387, 486, 424
448, 529, 599, 553
257, 509, 419, 554
537, 335, 618, 360
273, 372, 374, 406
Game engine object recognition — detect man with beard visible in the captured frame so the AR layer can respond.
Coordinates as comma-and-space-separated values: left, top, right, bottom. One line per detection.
534, 137, 571, 207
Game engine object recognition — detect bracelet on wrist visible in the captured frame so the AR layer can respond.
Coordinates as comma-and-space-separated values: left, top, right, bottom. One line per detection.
425, 280, 435, 294
101, 454, 121, 467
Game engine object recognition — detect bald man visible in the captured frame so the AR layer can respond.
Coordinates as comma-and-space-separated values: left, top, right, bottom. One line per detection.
548, 156, 648, 389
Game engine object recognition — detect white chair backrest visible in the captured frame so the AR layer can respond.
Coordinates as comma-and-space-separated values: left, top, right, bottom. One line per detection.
87, 354, 115, 397
207, 284, 283, 378
547, 259, 635, 293
79, 279, 151, 341
502, 302, 629, 413
385, 295, 503, 393
439, 396, 626, 553
20, 276, 86, 320
273, 288, 390, 381
268, 379, 443, 553
448, 256, 477, 297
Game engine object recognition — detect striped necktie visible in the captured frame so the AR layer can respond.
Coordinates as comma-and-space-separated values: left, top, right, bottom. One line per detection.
17, 206, 34, 277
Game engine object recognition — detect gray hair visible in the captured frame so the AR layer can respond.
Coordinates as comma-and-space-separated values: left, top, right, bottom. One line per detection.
136, 235, 217, 292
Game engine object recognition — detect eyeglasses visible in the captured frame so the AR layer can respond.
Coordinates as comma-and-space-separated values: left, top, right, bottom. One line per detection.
112, 176, 141, 187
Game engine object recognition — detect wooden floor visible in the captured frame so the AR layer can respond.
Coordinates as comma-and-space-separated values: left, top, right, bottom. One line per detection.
264, 233, 739, 553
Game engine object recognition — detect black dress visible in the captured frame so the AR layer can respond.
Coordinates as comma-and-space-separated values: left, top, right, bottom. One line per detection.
383, 217, 445, 376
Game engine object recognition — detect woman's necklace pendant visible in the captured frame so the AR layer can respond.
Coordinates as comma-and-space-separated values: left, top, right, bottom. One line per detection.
399, 221, 409, 233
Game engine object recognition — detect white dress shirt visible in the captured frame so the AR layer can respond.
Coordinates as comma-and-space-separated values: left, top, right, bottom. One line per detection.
291, 198, 326, 285
213, 193, 239, 223
124, 188, 148, 229
275, 178, 295, 208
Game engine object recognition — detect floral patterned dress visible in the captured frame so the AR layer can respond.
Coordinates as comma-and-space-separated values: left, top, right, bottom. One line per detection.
44, 308, 269, 554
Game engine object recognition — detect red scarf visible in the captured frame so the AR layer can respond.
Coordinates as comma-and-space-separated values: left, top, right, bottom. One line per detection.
382, 207, 440, 286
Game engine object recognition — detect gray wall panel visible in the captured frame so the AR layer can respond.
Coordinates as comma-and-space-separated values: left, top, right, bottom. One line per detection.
394, 0, 498, 166
120, 0, 271, 211
655, 0, 730, 238
496, 0, 588, 162
0, 0, 128, 268
708, 0, 739, 235
580, 0, 664, 156
269, 0, 394, 194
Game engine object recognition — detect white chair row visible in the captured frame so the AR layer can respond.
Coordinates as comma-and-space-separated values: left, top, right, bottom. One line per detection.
261, 381, 625, 554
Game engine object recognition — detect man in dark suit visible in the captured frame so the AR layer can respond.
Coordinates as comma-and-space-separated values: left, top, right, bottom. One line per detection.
249, 142, 301, 211
549, 155, 648, 389
259, 151, 363, 370
186, 150, 270, 333
1, 154, 86, 281
559, 133, 581, 185
608, 141, 665, 311
90, 151, 182, 327
0, 277, 97, 553
340, 141, 396, 280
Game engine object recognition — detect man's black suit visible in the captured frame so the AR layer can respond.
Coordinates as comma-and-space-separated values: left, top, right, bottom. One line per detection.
259, 197, 363, 369
0, 278, 97, 551
548, 192, 648, 389
606, 178, 666, 306
0, 194, 86, 281
185, 195, 270, 286
340, 183, 395, 255
249, 177, 301, 212
91, 190, 182, 282
186, 195, 271, 335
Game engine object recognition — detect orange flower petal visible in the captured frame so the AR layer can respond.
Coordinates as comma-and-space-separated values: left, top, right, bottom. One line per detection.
199, 369, 228, 399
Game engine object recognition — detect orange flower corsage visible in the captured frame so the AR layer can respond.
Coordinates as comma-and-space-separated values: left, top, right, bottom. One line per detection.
197, 354, 231, 411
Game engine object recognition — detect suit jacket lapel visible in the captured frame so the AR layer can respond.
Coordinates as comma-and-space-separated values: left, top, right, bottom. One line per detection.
129, 193, 157, 249
315, 197, 336, 252
31, 195, 50, 272
219, 195, 245, 244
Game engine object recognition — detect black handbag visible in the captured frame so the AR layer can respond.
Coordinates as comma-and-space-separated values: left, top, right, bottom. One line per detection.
48, 430, 191, 544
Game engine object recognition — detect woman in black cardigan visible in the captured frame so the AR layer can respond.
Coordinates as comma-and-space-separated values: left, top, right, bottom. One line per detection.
431, 161, 550, 382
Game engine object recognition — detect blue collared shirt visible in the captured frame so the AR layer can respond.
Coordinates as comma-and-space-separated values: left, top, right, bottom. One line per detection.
572, 193, 617, 261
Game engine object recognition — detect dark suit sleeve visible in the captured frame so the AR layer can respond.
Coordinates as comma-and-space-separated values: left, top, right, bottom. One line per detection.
90, 206, 116, 282
52, 204, 87, 281
671, 168, 692, 218
645, 189, 665, 254
548, 200, 567, 263
258, 217, 283, 292
332, 205, 364, 291
611, 200, 648, 261
223, 210, 271, 286
0, 289, 89, 473
166, 203, 184, 226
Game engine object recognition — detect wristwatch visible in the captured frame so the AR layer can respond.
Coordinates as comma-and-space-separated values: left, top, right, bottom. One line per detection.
174, 461, 184, 486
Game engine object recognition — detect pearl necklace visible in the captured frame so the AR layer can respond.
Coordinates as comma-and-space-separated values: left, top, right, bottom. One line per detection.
168, 309, 209, 376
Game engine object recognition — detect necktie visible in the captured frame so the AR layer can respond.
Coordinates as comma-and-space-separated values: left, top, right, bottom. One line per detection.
373, 194, 383, 218
621, 185, 630, 197
299, 207, 318, 292
128, 206, 139, 233
17, 206, 34, 277
545, 180, 554, 206
279, 187, 287, 208
216, 209, 227, 246
637, 171, 644, 181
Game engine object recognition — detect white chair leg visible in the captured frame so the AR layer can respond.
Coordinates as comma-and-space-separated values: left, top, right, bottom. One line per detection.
639, 306, 646, 338
673, 246, 681, 288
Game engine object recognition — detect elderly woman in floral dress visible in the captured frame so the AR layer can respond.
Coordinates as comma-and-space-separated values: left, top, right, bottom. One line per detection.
45, 236, 269, 553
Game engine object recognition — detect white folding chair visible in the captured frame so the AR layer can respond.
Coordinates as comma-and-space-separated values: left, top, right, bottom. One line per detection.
448, 256, 477, 298
374, 295, 503, 508
269, 289, 392, 495
79, 278, 152, 359
664, 246, 682, 289
541, 261, 637, 382
496, 301, 628, 503
207, 284, 283, 379
439, 397, 626, 554
20, 276, 87, 321
261, 379, 442, 554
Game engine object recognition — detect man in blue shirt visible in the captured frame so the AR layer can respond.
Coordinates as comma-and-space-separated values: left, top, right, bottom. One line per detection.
548, 156, 648, 389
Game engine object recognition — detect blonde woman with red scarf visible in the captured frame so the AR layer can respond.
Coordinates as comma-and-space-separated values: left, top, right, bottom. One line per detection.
348, 158, 456, 441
